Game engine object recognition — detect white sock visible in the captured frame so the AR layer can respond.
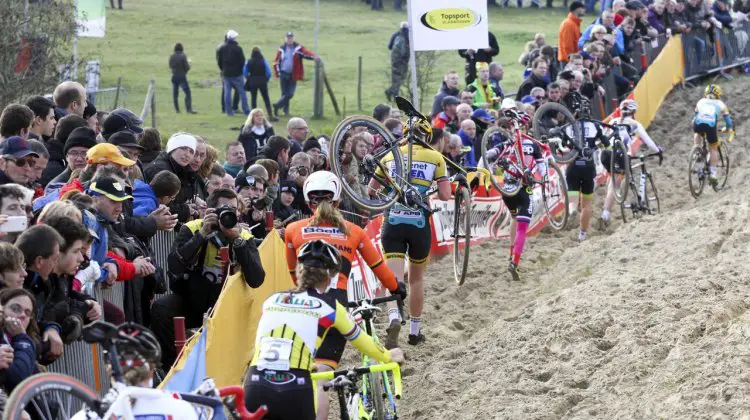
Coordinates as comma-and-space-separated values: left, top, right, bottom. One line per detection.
409, 317, 422, 336
601, 210, 610, 221
569, 203, 577, 215
388, 308, 401, 323
710, 166, 717, 177
578, 230, 586, 241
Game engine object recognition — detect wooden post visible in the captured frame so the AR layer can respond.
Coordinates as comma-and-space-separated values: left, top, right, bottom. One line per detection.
114, 76, 123, 108
323, 68, 341, 116
357, 56, 362, 111
150, 79, 157, 128
313, 60, 324, 118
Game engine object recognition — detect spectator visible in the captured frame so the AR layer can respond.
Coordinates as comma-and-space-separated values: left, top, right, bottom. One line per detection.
189, 137, 209, 177
253, 135, 291, 170
0, 242, 26, 289
45, 127, 98, 191
83, 104, 98, 134
206, 164, 227, 195
303, 138, 325, 171
101, 108, 144, 141
138, 128, 162, 167
217, 33, 240, 113
132, 171, 181, 217
430, 71, 461, 118
0, 137, 39, 186
458, 31, 500, 84
0, 288, 40, 393
443, 134, 463, 164
286, 117, 309, 157
714, 0, 734, 28
489, 62, 505, 101
579, 11, 617, 48
255, 158, 281, 209
272, 32, 317, 117
614, 17, 643, 84
52, 81, 87, 119
27, 139, 49, 193
373, 104, 391, 123
469, 62, 501, 110
385, 22, 410, 102
236, 165, 269, 238
243, 47, 276, 120
456, 103, 473, 124
15, 225, 65, 361
0, 104, 34, 141
273, 180, 297, 224
518, 41, 538, 67
224, 141, 247, 177
0, 185, 30, 244
459, 90, 475, 108
470, 108, 496, 140
286, 152, 313, 216
559, 2, 586, 64
432, 96, 460, 133
389, 108, 403, 119
110, 0, 123, 9
384, 118, 404, 139
24, 96, 56, 141
516, 58, 550, 100
547, 82, 563, 103
169, 42, 195, 114
95, 111, 108, 135
628, 0, 660, 38
457, 119, 478, 167
109, 131, 146, 168
535, 33, 547, 48
152, 188, 264, 367
217, 29, 250, 117
341, 132, 372, 199
648, 0, 669, 33
236, 109, 274, 162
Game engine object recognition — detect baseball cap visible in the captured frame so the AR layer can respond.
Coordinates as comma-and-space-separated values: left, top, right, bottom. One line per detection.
521, 95, 540, 106
280, 180, 298, 195
101, 108, 144, 140
64, 127, 98, 155
87, 143, 136, 167
235, 169, 267, 192
471, 108, 496, 124
89, 177, 132, 202
226, 29, 238, 40
626, 0, 645, 9
0, 137, 39, 159
286, 32, 294, 38
442, 96, 460, 107
108, 131, 145, 151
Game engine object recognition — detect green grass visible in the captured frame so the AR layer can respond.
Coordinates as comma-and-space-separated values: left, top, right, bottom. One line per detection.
79, 0, 566, 149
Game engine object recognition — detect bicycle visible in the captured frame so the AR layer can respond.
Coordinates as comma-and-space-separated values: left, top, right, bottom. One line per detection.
531, 101, 583, 164
480, 112, 570, 231
619, 152, 662, 223
3, 322, 267, 420
327, 96, 475, 285
688, 131, 730, 198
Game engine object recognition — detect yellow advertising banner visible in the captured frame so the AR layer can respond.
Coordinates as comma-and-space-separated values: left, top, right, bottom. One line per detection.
632, 35, 685, 128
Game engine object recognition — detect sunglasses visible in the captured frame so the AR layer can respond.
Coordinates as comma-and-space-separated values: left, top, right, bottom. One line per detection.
535, 96, 546, 100
4, 156, 35, 167
292, 166, 310, 176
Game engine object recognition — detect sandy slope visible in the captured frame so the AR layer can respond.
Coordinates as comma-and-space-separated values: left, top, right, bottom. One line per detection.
383, 78, 750, 419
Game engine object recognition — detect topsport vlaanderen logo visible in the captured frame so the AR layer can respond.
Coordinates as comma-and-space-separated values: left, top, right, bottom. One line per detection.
420, 8, 483, 31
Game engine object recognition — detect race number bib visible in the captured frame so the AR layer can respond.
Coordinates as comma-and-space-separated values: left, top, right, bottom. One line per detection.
257, 337, 293, 371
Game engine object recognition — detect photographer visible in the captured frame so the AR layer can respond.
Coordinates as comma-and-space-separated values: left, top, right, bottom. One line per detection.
152, 188, 264, 368
235, 165, 269, 239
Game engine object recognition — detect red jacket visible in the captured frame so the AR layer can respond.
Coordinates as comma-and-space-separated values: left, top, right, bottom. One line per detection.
107, 251, 136, 281
273, 42, 316, 81
558, 13, 582, 62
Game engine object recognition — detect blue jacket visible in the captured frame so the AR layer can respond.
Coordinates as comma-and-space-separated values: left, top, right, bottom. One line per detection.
132, 179, 158, 217
458, 129, 478, 168
578, 18, 603, 49
83, 209, 115, 284
1, 333, 37, 392
712, 3, 733, 28
613, 29, 626, 56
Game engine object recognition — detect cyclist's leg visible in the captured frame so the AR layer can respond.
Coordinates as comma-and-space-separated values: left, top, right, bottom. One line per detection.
706, 126, 720, 179
579, 166, 596, 239
313, 289, 348, 420
245, 367, 316, 420
381, 220, 408, 348
565, 164, 583, 230
404, 220, 432, 343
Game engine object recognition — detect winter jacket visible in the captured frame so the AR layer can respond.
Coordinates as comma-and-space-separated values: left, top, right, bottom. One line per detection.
24, 271, 93, 341
558, 13, 583, 62
388, 28, 410, 62
273, 42, 316, 81
457, 129, 477, 168
469, 79, 500, 110
132, 179, 158, 217
216, 40, 246, 78
169, 51, 191, 76
1, 332, 37, 392
578, 17, 616, 48
237, 125, 275, 159
243, 55, 272, 89
713, 3, 734, 28
39, 140, 66, 188
431, 112, 459, 134
516, 73, 550, 100
168, 219, 264, 320
458, 32, 500, 65
223, 162, 242, 178
139, 150, 160, 167
685, 2, 711, 30
143, 153, 207, 223
648, 9, 669, 34
430, 82, 461, 118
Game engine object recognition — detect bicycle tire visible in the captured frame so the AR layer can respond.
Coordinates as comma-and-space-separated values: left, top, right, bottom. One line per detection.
542, 164, 569, 230
365, 361, 385, 420
479, 127, 523, 197
4, 373, 99, 420
713, 142, 730, 191
329, 116, 403, 212
610, 139, 630, 204
645, 174, 660, 215
687, 146, 705, 198
532, 102, 582, 164
453, 185, 471, 285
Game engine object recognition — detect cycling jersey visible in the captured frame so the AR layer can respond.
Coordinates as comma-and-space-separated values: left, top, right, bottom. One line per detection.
71, 390, 200, 420
693, 98, 730, 128
566, 120, 607, 195
250, 288, 391, 372
608, 116, 660, 153
285, 219, 397, 292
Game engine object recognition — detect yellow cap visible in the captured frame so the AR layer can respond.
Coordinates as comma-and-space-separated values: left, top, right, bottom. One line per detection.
87, 143, 136, 167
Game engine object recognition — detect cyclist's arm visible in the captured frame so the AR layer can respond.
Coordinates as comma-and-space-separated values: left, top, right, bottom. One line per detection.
435, 157, 451, 201
284, 229, 299, 283
633, 122, 661, 153
357, 233, 398, 292
333, 302, 391, 363
720, 103, 733, 129
532, 143, 547, 175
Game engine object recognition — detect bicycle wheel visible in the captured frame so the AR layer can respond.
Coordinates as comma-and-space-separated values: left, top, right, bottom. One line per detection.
4, 373, 99, 420
620, 181, 641, 223
480, 127, 522, 197
645, 174, 660, 215
687, 146, 706, 198
329, 116, 404, 212
542, 164, 569, 230
610, 140, 631, 204
365, 362, 385, 420
532, 102, 582, 164
713, 142, 730, 191
453, 185, 471, 285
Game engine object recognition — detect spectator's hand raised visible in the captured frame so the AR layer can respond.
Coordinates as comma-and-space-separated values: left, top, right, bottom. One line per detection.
150, 206, 178, 231
201, 209, 218, 236
0, 344, 13, 369
5, 316, 24, 336
86, 300, 102, 321
133, 256, 156, 276
43, 329, 64, 359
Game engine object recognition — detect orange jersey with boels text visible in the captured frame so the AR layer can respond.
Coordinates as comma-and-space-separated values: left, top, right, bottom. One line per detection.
285, 218, 398, 292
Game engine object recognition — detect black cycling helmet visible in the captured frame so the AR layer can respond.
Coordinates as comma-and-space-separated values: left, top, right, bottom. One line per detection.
116, 322, 161, 364
298, 239, 341, 270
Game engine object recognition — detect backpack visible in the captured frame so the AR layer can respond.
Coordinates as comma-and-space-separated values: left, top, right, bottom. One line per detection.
393, 33, 408, 58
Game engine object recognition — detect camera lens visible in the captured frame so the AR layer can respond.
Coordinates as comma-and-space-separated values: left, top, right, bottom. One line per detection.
218, 207, 238, 229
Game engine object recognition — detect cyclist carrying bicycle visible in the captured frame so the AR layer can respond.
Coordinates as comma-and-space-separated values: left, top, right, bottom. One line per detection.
369, 119, 451, 347
599, 99, 662, 228
284, 170, 406, 418
244, 240, 405, 420
692, 84, 734, 186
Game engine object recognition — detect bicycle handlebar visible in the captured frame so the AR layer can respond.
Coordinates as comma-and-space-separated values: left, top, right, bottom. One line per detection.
311, 362, 403, 399
348, 295, 406, 326
218, 386, 269, 420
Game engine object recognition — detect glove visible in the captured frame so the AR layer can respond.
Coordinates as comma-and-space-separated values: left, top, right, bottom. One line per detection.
728, 129, 736, 143
392, 281, 408, 301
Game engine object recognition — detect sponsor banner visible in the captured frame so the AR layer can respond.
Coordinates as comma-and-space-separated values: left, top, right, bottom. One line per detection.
77, 0, 106, 38
409, 0, 489, 51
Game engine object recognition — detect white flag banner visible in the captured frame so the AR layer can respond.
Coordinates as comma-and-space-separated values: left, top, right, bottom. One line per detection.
408, 0, 489, 51
77, 0, 106, 38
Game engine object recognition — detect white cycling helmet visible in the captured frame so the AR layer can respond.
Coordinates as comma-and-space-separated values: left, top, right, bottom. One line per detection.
620, 99, 638, 114
500, 98, 518, 110
303, 170, 342, 203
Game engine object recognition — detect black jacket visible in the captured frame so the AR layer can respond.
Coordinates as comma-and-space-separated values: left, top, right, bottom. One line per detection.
167, 221, 264, 320
516, 73, 549, 100
39, 140, 66, 188
237, 126, 275, 159
169, 51, 191, 76
430, 82, 461, 118
244, 52, 269, 88
458, 31, 500, 64
216, 40, 246, 78
143, 153, 207, 223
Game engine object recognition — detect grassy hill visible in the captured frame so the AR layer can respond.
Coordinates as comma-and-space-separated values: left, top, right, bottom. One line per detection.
79, 0, 568, 148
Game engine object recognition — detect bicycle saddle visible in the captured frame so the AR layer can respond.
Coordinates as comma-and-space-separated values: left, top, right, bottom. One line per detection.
82, 321, 120, 344
394, 96, 427, 120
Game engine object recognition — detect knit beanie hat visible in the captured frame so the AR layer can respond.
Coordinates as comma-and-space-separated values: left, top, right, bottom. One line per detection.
64, 127, 99, 155
166, 132, 197, 154
303, 137, 322, 153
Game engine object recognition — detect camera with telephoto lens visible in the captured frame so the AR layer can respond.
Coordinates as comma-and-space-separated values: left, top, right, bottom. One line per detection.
215, 205, 238, 230
50, 299, 91, 344
249, 197, 266, 211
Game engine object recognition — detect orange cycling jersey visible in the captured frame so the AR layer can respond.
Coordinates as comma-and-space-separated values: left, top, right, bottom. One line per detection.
285, 218, 398, 292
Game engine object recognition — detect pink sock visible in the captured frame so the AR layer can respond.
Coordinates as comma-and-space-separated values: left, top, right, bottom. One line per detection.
512, 221, 529, 265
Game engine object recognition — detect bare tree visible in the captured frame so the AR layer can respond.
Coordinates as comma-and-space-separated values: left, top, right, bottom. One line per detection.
406, 51, 445, 113
0, 0, 78, 107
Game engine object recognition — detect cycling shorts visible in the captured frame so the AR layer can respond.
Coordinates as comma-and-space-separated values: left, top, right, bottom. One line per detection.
380, 217, 432, 265
600, 149, 627, 174
565, 162, 596, 195
315, 288, 348, 369
501, 186, 534, 223
244, 367, 315, 420
693, 122, 718, 145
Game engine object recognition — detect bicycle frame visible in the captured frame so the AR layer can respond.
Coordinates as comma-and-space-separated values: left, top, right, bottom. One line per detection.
625, 153, 660, 212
